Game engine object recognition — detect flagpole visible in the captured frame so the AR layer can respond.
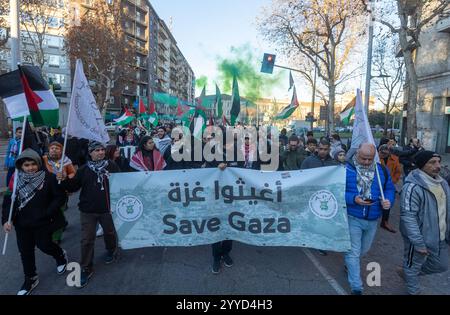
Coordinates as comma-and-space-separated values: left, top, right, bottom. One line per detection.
58, 60, 78, 184
2, 115, 27, 255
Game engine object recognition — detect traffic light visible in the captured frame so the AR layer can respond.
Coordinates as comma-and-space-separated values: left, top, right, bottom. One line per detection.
261, 53, 276, 74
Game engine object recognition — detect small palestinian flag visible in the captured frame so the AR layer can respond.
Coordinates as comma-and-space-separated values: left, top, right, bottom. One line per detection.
340, 96, 356, 126
114, 108, 134, 126
148, 102, 159, 126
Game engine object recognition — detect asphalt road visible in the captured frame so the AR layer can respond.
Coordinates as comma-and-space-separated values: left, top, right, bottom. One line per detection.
0, 190, 449, 295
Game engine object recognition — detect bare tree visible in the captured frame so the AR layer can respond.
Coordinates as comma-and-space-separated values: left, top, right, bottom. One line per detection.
372, 0, 449, 139
65, 0, 136, 116
259, 0, 366, 132
0, 0, 9, 48
372, 33, 404, 136
19, 0, 64, 70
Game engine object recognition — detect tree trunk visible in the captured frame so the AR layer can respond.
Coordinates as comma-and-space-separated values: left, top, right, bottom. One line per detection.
328, 82, 336, 134
404, 50, 418, 140
102, 78, 112, 118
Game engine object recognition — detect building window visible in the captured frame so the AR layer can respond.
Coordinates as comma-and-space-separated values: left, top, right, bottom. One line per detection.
48, 55, 60, 67
46, 35, 61, 48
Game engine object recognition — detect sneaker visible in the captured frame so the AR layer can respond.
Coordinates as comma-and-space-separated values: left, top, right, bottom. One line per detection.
222, 254, 233, 268
351, 290, 362, 295
17, 276, 39, 295
79, 270, 93, 288
212, 258, 221, 274
96, 226, 104, 237
380, 221, 397, 233
104, 250, 116, 264
56, 250, 68, 275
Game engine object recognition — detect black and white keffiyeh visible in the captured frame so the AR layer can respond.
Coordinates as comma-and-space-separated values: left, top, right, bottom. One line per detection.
353, 155, 376, 200
87, 160, 110, 190
17, 170, 46, 210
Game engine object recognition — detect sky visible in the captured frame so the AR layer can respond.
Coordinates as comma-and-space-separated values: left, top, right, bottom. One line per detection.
151, 0, 294, 100
150, 0, 381, 109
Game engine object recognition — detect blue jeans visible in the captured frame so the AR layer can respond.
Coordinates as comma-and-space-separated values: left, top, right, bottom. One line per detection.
344, 215, 378, 292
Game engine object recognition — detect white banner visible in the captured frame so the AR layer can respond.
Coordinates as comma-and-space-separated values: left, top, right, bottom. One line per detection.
67, 59, 110, 143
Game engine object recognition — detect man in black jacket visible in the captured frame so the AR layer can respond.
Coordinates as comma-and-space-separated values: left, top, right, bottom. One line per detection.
2, 149, 68, 295
301, 139, 338, 169
58, 141, 120, 288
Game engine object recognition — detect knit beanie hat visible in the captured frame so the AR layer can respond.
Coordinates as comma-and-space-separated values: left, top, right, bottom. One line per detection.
88, 141, 106, 153
415, 150, 441, 169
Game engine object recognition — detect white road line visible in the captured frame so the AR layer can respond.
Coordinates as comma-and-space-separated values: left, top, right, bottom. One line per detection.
302, 248, 347, 295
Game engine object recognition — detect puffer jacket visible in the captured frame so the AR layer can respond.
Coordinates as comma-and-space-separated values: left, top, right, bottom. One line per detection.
345, 159, 396, 221
400, 169, 450, 256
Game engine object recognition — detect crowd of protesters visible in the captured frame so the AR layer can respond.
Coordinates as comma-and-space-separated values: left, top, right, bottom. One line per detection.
1, 122, 449, 296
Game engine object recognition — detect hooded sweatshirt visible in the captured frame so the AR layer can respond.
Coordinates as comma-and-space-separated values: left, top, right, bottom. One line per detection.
401, 169, 450, 255
1, 149, 66, 229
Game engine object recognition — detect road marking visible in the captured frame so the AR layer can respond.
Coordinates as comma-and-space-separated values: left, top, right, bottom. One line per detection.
302, 248, 347, 295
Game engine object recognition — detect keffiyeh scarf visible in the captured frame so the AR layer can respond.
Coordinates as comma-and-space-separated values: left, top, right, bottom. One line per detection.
17, 170, 46, 210
353, 155, 376, 200
87, 160, 110, 191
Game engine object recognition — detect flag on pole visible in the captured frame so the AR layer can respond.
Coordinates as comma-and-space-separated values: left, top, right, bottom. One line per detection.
114, 108, 135, 126
350, 89, 379, 162
191, 108, 207, 140
0, 65, 59, 127
230, 75, 241, 126
215, 83, 223, 118
148, 102, 159, 126
138, 97, 147, 116
275, 86, 299, 120
289, 71, 294, 91
67, 59, 110, 143
176, 101, 184, 117
339, 97, 356, 126
222, 115, 230, 126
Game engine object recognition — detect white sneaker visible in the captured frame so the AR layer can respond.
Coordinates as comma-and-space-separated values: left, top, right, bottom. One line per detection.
57, 250, 68, 275
96, 226, 104, 237
17, 276, 39, 295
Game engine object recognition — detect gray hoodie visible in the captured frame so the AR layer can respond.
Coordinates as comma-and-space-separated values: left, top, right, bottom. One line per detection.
400, 169, 450, 255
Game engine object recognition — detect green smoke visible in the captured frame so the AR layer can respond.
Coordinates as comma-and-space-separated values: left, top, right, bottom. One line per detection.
216, 43, 284, 103
195, 75, 208, 89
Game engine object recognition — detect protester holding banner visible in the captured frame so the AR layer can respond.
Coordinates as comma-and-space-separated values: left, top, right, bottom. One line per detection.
301, 139, 337, 169
58, 141, 120, 288
2, 149, 68, 295
129, 136, 167, 172
305, 138, 318, 157
43, 141, 76, 244
280, 135, 306, 171
399, 151, 449, 295
344, 143, 396, 295
106, 145, 131, 172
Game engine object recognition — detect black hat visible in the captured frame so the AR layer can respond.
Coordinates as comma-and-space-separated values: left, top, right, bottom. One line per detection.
415, 150, 441, 169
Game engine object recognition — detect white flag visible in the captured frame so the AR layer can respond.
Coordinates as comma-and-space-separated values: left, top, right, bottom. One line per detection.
349, 89, 379, 162
67, 59, 110, 143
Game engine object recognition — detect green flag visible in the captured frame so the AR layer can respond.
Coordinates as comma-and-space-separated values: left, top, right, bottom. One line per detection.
215, 83, 223, 118
230, 75, 240, 126
275, 85, 299, 120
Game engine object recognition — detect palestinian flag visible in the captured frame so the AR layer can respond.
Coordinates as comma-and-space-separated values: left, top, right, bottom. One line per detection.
340, 96, 356, 126
114, 108, 134, 126
275, 85, 299, 120
0, 65, 59, 127
230, 75, 240, 126
148, 102, 159, 126
138, 97, 147, 116
191, 108, 207, 140
176, 101, 184, 117
222, 115, 230, 126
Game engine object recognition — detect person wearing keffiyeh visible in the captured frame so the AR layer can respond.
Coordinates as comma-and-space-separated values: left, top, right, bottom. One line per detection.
130, 136, 167, 172
59, 141, 120, 288
2, 149, 68, 295
43, 141, 76, 244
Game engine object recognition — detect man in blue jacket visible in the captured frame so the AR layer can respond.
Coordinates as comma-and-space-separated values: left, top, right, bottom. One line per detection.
345, 143, 396, 295
4, 127, 22, 186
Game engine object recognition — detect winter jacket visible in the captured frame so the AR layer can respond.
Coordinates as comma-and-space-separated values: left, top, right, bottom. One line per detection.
63, 160, 120, 214
380, 154, 402, 184
393, 145, 421, 175
301, 154, 338, 169
281, 147, 306, 171
2, 171, 66, 230
345, 160, 396, 221
4, 138, 21, 168
400, 169, 450, 255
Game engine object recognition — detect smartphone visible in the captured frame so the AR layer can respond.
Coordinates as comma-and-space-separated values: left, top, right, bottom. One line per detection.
363, 198, 374, 203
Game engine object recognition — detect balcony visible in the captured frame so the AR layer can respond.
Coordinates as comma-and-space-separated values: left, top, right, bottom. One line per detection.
136, 47, 148, 55
436, 15, 450, 33
125, 0, 148, 12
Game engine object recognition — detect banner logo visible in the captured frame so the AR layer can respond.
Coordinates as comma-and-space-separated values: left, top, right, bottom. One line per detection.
116, 195, 144, 222
309, 190, 338, 219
